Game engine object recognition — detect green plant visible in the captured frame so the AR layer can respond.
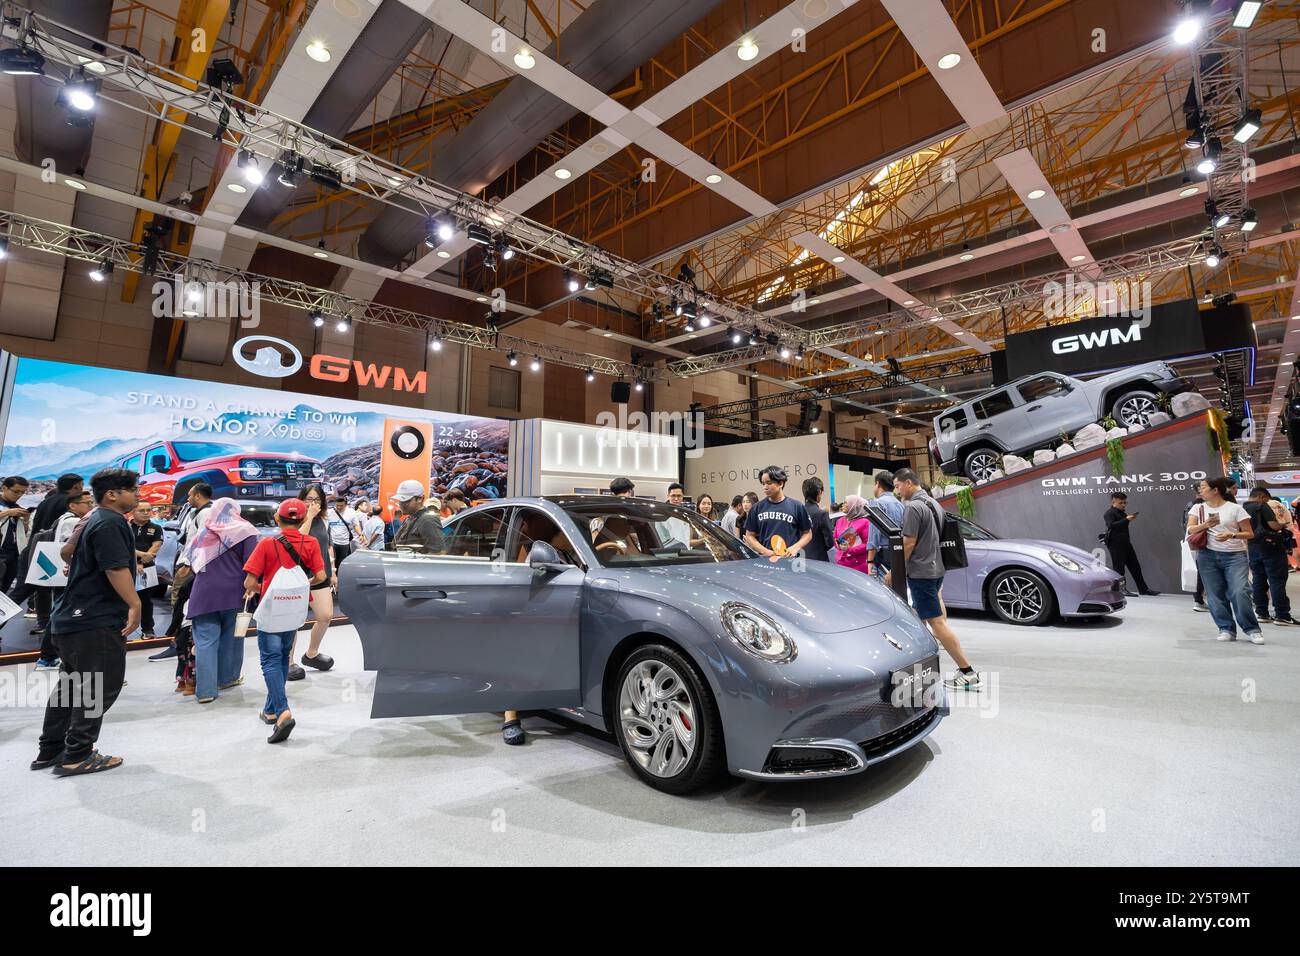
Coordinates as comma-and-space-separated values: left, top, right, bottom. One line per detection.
1155, 391, 1173, 413
956, 486, 976, 520
1101, 414, 1119, 431
1058, 429, 1072, 446
1105, 436, 1125, 477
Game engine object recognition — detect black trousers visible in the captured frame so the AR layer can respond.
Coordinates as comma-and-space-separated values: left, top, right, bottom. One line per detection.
332, 544, 350, 574
1108, 538, 1151, 592
0, 545, 19, 593
37, 625, 127, 763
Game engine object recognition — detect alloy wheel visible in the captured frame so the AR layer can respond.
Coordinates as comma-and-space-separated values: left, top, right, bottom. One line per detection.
965, 450, 1000, 482
619, 660, 696, 778
1117, 394, 1158, 428
993, 572, 1045, 623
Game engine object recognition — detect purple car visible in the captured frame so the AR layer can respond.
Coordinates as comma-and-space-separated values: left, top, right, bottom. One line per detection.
939, 515, 1126, 625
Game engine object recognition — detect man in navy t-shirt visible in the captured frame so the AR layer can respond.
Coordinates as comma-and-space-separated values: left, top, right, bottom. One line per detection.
743, 465, 813, 559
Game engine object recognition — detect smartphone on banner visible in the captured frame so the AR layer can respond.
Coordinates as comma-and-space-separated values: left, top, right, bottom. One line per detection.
378, 418, 433, 521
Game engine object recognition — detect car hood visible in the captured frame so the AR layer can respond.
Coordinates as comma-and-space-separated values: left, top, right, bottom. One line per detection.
616, 558, 904, 634
971, 537, 1107, 568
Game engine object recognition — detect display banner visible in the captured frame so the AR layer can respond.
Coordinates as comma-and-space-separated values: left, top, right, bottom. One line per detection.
999, 299, 1256, 381
0, 356, 508, 512
937, 415, 1221, 593
688, 433, 829, 507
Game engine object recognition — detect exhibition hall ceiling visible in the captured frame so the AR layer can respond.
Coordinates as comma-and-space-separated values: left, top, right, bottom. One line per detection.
4, 0, 1300, 462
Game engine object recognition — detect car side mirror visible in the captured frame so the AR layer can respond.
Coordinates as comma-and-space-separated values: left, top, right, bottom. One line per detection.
149, 456, 166, 472
527, 540, 568, 573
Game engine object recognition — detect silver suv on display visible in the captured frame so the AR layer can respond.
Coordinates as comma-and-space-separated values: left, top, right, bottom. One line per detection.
928, 362, 1191, 481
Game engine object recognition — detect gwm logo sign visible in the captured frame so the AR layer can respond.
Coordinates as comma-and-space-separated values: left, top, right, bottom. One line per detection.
1051, 322, 1142, 355
232, 336, 426, 394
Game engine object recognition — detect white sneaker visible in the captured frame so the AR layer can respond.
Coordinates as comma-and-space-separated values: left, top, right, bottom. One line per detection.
1216, 631, 1236, 642
943, 670, 984, 691
1248, 633, 1265, 645
1194, 602, 1209, 612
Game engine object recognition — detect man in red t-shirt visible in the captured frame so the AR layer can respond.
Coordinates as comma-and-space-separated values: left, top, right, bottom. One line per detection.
242, 499, 326, 744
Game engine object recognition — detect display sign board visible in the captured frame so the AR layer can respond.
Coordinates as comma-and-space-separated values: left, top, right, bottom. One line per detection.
688, 433, 829, 508
998, 299, 1256, 381
0, 356, 508, 514
937, 415, 1221, 593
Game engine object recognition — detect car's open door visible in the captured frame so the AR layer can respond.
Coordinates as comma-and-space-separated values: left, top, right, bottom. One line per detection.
337, 507, 583, 719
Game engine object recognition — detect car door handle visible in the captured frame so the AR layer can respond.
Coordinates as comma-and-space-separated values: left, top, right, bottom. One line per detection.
1025, 404, 1042, 412
355, 577, 384, 586
402, 588, 447, 600
977, 424, 992, 431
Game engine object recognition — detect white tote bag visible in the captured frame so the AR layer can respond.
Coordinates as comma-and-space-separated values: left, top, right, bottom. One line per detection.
251, 539, 312, 633
0, 590, 22, 625
1180, 539, 1198, 593
24, 541, 68, 587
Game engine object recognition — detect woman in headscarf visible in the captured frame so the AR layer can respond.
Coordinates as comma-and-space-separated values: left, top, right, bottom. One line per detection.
833, 495, 873, 575
185, 498, 260, 704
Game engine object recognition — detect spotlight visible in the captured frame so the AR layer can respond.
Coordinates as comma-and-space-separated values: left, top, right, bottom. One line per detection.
430, 336, 443, 351
89, 259, 113, 282
0, 45, 45, 76
1184, 126, 1205, 150
1205, 245, 1223, 268
592, 270, 614, 290
1233, 107, 1262, 144
529, 356, 541, 372
698, 312, 711, 327
736, 37, 759, 61
1197, 137, 1221, 175
0, 237, 7, 259
732, 331, 743, 344
1212, 292, 1238, 308
683, 317, 695, 333
670, 295, 680, 316
585, 271, 597, 291
237, 150, 264, 185
585, 369, 595, 383
677, 263, 696, 284
1173, 6, 1203, 45
313, 239, 329, 259
507, 351, 519, 367
652, 303, 664, 323
514, 48, 536, 70
680, 300, 697, 321
310, 309, 325, 328
779, 344, 791, 360
61, 72, 96, 112
634, 379, 644, 392
748, 329, 759, 346
1242, 208, 1258, 232
565, 270, 580, 293
276, 155, 300, 188
1232, 1, 1263, 30
466, 223, 492, 245
336, 317, 351, 333
496, 235, 514, 261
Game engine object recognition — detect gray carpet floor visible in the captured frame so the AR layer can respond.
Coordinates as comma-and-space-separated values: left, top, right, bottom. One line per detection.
2, 586, 1297, 866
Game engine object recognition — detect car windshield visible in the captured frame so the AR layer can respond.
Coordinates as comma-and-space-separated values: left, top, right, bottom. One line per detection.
957, 516, 998, 541
556, 500, 755, 568
172, 441, 242, 462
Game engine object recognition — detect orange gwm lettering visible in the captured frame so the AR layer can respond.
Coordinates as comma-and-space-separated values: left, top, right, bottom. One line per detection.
310, 353, 350, 383
352, 361, 391, 389
393, 368, 427, 393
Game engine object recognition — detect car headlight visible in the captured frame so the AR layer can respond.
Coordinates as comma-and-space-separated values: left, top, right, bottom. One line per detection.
1049, 550, 1083, 573
312, 463, 324, 478
240, 458, 263, 479
720, 602, 797, 663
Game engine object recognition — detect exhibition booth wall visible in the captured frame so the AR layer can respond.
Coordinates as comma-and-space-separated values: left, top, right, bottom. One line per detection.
506, 418, 679, 499
686, 432, 829, 507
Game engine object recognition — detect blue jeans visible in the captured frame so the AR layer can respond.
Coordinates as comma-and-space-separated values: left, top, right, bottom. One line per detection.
257, 629, 295, 717
1248, 546, 1291, 618
192, 609, 244, 700
1195, 549, 1260, 636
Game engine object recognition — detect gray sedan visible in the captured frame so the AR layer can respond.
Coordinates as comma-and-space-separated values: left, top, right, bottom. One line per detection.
337, 496, 947, 794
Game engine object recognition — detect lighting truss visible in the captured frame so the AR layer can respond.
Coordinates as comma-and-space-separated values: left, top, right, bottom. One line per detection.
704, 414, 903, 455
696, 357, 989, 419
1188, 16, 1254, 257
0, 209, 659, 381
0, 4, 802, 343
669, 234, 1208, 378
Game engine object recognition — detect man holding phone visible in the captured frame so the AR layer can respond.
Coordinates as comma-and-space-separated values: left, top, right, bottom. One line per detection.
1103, 492, 1158, 597
0, 475, 32, 593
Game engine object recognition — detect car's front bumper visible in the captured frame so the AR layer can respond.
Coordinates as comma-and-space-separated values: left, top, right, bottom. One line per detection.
1059, 572, 1128, 618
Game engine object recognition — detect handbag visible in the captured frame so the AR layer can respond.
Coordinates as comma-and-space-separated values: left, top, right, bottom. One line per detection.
927, 499, 969, 571
1187, 505, 1209, 551
234, 595, 255, 638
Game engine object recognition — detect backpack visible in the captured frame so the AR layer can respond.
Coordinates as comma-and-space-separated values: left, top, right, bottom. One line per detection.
251, 535, 312, 633
925, 498, 969, 571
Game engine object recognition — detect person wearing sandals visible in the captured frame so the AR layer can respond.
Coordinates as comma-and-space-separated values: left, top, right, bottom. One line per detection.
31, 468, 141, 776
186, 498, 259, 704
243, 499, 326, 744
286, 484, 335, 681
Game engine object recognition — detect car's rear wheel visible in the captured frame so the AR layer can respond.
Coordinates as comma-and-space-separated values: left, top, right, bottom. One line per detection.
962, 446, 1001, 482
988, 568, 1056, 626
615, 644, 725, 794
1112, 389, 1159, 429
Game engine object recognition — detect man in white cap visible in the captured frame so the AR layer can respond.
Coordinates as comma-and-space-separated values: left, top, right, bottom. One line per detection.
391, 480, 448, 554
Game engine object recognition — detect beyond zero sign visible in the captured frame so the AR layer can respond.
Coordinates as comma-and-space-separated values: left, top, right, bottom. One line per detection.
232, 336, 427, 394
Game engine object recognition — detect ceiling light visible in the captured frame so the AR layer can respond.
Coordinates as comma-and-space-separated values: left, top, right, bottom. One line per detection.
1180, 184, 1199, 197
1071, 254, 1086, 262
313, 240, 329, 259
1185, 128, 1205, 150
65, 178, 86, 190
276, 162, 298, 188
634, 380, 644, 392
466, 223, 492, 245
1, 46, 45, 76
1026, 188, 1046, 200
832, 255, 846, 264
732, 331, 743, 344
554, 167, 572, 180
305, 40, 331, 63
507, 351, 518, 367
237, 150, 264, 185
530, 356, 541, 372
1215, 211, 1231, 229
937, 52, 962, 70
1242, 208, 1258, 232
565, 270, 580, 293
514, 48, 536, 70
748, 329, 760, 346
1173, 11, 1202, 45
698, 314, 711, 327
89, 260, 113, 282
62, 74, 96, 112
903, 299, 916, 306
310, 309, 325, 328
1206, 246, 1223, 268
585, 370, 595, 383
1197, 137, 1221, 175
779, 345, 791, 360
1233, 107, 1262, 144
430, 336, 443, 352
386, 175, 405, 187
475, 295, 487, 303
810, 298, 820, 305
227, 182, 247, 194
336, 318, 350, 333
1232, 1, 1262, 29
959, 252, 974, 261
705, 174, 722, 184
737, 38, 759, 61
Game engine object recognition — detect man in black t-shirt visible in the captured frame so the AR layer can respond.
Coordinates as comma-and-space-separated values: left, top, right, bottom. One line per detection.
1103, 492, 1157, 596
801, 477, 834, 562
33, 468, 141, 776
743, 465, 812, 559
1244, 488, 1296, 625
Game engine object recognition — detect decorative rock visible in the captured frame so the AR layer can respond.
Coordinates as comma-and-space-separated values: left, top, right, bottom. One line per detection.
1145, 411, 1171, 427
1073, 423, 1108, 450
944, 484, 965, 498
1002, 454, 1031, 475
1171, 392, 1211, 417
1056, 443, 1076, 457
1104, 426, 1128, 441
1032, 449, 1056, 467
987, 468, 1004, 481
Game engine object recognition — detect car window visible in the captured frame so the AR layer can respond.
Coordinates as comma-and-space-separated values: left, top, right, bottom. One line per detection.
122, 454, 143, 473
956, 516, 998, 541
973, 389, 1015, 420
560, 502, 753, 568
445, 508, 509, 559
172, 442, 242, 462
1016, 376, 1070, 403
143, 445, 171, 473
512, 508, 581, 566
938, 408, 970, 431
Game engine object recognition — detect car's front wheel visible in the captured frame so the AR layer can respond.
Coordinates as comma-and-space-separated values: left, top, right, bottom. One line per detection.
988, 568, 1056, 625
615, 644, 725, 794
962, 446, 1002, 482
1111, 389, 1160, 429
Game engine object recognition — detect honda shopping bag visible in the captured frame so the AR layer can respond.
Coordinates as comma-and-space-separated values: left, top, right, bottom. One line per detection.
1180, 539, 1198, 593
251, 537, 312, 633
24, 541, 67, 588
